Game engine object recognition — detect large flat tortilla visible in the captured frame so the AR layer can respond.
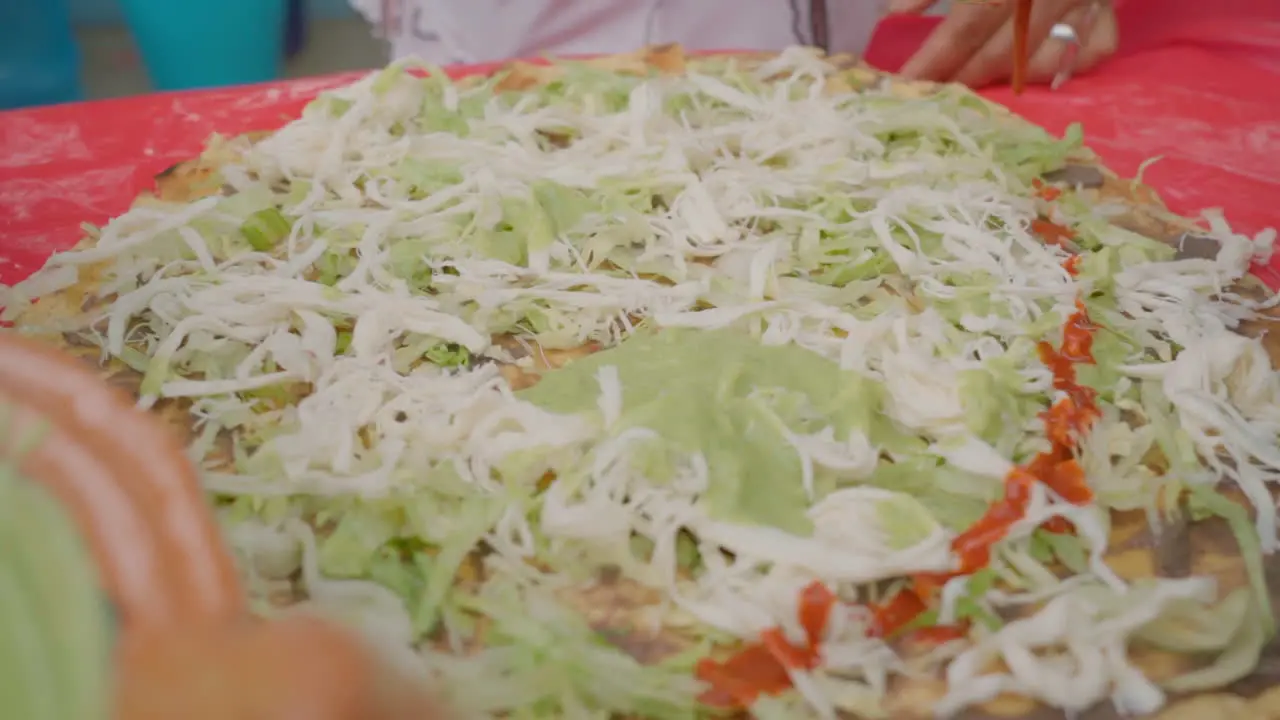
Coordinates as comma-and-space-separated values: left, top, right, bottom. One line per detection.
10, 46, 1280, 719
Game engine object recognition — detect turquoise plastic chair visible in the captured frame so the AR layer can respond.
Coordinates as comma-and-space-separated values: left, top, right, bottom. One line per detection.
118, 0, 287, 91
0, 0, 84, 109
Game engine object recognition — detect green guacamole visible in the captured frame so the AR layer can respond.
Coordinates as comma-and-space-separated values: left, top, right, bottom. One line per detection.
518, 328, 884, 535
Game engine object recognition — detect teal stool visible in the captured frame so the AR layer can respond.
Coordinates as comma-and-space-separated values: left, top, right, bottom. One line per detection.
118, 0, 287, 91
0, 0, 84, 110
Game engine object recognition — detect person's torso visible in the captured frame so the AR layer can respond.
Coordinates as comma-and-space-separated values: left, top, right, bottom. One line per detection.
366, 0, 885, 66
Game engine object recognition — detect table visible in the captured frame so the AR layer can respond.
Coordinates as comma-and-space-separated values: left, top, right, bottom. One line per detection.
1, 11, 1278, 288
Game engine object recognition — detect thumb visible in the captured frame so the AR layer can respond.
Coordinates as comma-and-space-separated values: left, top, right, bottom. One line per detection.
887, 0, 937, 14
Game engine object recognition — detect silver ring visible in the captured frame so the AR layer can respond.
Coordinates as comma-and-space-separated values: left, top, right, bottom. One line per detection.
1048, 23, 1081, 91
1049, 1, 1107, 91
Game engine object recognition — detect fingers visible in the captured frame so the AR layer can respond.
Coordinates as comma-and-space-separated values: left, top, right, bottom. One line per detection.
1076, 4, 1119, 72
1024, 3, 1119, 85
901, 0, 1120, 89
952, 0, 1070, 87
1024, 5, 1086, 84
899, 1, 1008, 81
887, 0, 937, 14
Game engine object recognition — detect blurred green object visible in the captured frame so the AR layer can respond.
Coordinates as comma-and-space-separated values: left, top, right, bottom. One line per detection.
0, 439, 112, 720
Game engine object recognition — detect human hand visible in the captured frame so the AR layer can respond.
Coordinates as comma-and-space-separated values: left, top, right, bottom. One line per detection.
114, 616, 449, 720
893, 0, 1119, 89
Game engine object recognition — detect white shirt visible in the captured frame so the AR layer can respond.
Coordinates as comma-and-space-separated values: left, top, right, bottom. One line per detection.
351, 0, 888, 65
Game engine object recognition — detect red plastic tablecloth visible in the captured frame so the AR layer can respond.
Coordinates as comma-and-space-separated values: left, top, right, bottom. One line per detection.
0, 6, 1278, 288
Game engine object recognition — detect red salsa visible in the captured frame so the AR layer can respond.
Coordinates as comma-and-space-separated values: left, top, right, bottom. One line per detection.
696, 295, 1104, 707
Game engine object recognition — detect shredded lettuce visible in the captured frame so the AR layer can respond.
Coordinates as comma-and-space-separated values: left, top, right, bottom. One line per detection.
0, 457, 112, 720
1187, 485, 1275, 637
430, 579, 703, 719
7, 46, 1279, 719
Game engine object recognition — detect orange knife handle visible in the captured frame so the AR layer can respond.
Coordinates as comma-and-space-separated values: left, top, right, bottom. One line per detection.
1012, 0, 1033, 94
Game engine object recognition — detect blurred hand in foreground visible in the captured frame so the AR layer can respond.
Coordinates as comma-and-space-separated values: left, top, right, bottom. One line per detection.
113, 616, 448, 720
892, 0, 1119, 88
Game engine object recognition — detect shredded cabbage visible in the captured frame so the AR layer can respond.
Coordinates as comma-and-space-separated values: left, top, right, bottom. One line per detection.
6, 47, 1280, 718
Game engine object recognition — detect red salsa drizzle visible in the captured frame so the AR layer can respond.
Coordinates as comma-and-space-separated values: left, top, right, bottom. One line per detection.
1031, 178, 1063, 202
696, 581, 836, 710
891, 302, 1102, 626
862, 587, 971, 641
1031, 217, 1076, 248
696, 297, 1104, 704
867, 198, 1096, 637
866, 588, 927, 637
904, 622, 972, 646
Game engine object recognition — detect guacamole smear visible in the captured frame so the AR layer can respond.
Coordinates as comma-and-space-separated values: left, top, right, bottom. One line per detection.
518, 327, 883, 535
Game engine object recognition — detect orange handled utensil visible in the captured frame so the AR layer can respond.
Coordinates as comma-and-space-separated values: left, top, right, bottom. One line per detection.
1011, 0, 1033, 94
959, 0, 1033, 93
